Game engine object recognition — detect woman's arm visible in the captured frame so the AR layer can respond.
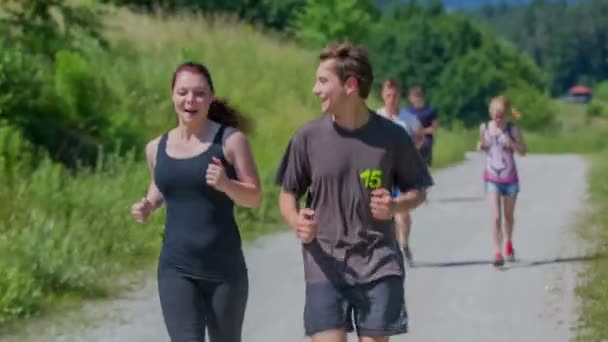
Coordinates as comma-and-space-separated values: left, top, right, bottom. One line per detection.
508, 124, 527, 156
132, 137, 164, 223
144, 137, 164, 210
220, 129, 262, 208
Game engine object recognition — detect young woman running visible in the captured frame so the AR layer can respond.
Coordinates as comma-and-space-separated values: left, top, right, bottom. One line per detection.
131, 62, 262, 341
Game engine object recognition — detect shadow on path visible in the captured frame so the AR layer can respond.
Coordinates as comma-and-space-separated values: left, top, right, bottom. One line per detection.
413, 254, 603, 269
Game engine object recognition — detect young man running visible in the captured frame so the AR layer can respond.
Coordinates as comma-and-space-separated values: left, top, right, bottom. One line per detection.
277, 43, 433, 342
377, 79, 423, 266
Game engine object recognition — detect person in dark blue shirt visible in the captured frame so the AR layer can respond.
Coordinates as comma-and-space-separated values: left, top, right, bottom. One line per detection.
406, 85, 439, 168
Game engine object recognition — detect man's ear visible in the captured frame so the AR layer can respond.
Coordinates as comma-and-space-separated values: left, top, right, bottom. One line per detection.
344, 76, 359, 96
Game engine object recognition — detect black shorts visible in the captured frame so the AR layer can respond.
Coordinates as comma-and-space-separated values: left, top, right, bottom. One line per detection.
419, 141, 433, 167
303, 275, 408, 337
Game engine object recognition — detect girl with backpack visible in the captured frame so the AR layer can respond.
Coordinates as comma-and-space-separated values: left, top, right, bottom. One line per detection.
477, 96, 527, 267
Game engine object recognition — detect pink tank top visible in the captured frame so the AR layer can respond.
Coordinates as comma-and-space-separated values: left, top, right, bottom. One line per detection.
482, 122, 519, 184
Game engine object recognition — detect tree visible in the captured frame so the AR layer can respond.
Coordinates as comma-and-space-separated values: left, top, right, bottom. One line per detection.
0, 0, 107, 59
366, 2, 548, 127
291, 0, 378, 48
100, 0, 307, 31
470, 0, 608, 94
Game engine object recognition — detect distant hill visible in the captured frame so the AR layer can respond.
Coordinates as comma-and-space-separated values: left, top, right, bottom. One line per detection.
443, 0, 581, 10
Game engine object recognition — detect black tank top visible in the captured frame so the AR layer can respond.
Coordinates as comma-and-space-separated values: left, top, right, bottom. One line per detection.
154, 125, 246, 280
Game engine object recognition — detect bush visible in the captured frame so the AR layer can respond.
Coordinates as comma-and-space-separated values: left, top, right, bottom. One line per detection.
291, 0, 377, 47
586, 101, 606, 120
594, 80, 608, 102
365, 3, 548, 127
100, 0, 306, 31
0, 43, 46, 128
504, 84, 556, 131
0, 146, 162, 324
0, 45, 139, 167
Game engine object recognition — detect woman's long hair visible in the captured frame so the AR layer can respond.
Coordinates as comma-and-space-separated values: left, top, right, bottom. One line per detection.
172, 62, 253, 133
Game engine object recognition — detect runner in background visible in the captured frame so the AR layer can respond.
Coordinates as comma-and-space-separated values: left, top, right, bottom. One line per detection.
406, 85, 438, 169
476, 95, 526, 267
377, 79, 423, 266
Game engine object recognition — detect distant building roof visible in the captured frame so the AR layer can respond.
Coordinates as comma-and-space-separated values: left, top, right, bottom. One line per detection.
569, 85, 592, 95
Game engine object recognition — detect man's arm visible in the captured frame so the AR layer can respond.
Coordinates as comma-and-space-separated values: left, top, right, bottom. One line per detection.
409, 116, 424, 149
423, 108, 439, 136
393, 128, 434, 210
279, 190, 301, 229
392, 188, 427, 213
275, 132, 316, 242
424, 118, 439, 136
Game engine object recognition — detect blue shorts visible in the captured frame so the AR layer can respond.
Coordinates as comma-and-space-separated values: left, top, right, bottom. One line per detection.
392, 189, 401, 197
485, 181, 519, 196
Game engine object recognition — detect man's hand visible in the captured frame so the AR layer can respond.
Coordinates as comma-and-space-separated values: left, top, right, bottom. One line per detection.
294, 208, 317, 243
370, 188, 395, 220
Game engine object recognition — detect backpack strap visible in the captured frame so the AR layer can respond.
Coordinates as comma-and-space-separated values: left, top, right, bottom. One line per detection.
505, 122, 514, 139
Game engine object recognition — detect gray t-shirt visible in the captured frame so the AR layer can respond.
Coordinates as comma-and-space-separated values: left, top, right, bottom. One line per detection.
278, 112, 433, 285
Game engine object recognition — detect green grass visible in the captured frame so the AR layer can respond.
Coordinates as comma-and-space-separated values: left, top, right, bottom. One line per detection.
524, 100, 608, 154
539, 100, 608, 340
0, 128, 160, 325
576, 151, 608, 341
525, 128, 608, 154
433, 127, 477, 169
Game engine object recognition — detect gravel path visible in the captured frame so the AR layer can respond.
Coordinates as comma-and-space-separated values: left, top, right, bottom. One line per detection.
1, 152, 588, 342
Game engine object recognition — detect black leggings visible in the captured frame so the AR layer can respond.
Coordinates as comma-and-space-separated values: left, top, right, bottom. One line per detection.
157, 266, 249, 342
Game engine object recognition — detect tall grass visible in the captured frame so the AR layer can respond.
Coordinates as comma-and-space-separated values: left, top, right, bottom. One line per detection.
432, 127, 477, 168
524, 100, 608, 153
540, 100, 608, 340
0, 126, 161, 325
576, 150, 608, 341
